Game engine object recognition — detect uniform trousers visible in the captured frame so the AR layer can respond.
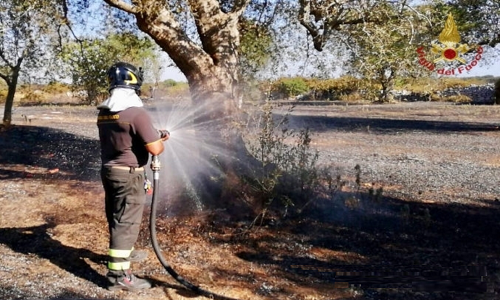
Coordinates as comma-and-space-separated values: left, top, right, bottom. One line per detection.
100, 166, 145, 271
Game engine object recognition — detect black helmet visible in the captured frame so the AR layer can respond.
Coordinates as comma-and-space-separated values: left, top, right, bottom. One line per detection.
107, 62, 143, 91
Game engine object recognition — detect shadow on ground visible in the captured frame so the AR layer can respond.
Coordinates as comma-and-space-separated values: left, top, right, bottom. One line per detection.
2, 115, 500, 299
0, 125, 101, 181
224, 191, 500, 299
286, 115, 500, 134
0, 222, 109, 289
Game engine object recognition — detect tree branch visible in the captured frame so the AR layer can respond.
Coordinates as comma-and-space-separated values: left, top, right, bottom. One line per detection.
102, 0, 138, 14
130, 2, 212, 77
0, 49, 13, 69
0, 71, 10, 85
298, 0, 397, 51
231, 0, 251, 16
298, 0, 324, 51
478, 35, 500, 48
188, 0, 247, 61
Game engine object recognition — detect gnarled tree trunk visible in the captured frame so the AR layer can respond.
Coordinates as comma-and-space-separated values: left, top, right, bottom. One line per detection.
2, 58, 22, 126
103, 0, 254, 210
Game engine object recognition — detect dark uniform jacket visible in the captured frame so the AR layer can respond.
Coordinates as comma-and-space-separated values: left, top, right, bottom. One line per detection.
97, 107, 160, 167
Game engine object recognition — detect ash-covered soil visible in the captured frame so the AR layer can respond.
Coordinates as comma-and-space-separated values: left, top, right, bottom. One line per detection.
1, 101, 500, 300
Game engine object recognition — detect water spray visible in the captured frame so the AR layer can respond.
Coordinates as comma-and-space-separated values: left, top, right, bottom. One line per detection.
149, 132, 231, 299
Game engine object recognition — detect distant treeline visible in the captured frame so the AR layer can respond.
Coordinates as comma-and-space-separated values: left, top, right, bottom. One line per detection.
258, 76, 500, 102
1, 76, 499, 105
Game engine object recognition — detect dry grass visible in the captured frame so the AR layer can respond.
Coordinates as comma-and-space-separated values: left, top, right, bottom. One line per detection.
1, 102, 500, 299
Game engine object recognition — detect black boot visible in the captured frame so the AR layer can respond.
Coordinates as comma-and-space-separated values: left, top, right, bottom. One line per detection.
106, 269, 151, 291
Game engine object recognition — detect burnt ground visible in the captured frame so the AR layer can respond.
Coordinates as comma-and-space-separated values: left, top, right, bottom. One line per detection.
1, 101, 500, 300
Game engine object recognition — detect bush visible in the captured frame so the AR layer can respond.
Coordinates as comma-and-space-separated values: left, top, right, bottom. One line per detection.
442, 94, 471, 103
43, 82, 70, 94
275, 77, 309, 99
243, 102, 338, 219
19, 89, 44, 105
0, 89, 7, 103
339, 92, 364, 102
306, 76, 361, 101
167, 82, 190, 97
439, 78, 478, 90
162, 79, 179, 87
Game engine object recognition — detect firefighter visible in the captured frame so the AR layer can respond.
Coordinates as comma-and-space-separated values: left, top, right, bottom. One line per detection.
97, 62, 169, 291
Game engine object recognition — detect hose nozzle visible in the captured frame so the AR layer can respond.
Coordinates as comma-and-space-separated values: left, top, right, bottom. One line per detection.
158, 129, 170, 139
151, 155, 161, 173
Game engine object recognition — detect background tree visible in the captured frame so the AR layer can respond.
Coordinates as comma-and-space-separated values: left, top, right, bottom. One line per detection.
347, 2, 434, 102
59, 33, 159, 104
297, 0, 389, 52
0, 0, 67, 125
142, 52, 166, 99
82, 0, 432, 205
237, 19, 273, 106
429, 0, 500, 71
64, 0, 499, 207
443, 0, 500, 47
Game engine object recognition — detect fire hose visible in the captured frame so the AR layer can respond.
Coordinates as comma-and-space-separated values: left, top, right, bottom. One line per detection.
149, 133, 230, 299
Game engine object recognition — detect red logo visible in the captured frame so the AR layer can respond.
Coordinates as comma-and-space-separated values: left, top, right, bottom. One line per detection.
416, 13, 482, 75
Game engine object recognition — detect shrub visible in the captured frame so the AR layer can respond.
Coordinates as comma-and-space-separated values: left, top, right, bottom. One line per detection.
167, 82, 190, 98
43, 82, 70, 94
275, 77, 309, 99
162, 79, 179, 87
439, 78, 477, 90
243, 102, 338, 219
306, 76, 361, 100
19, 89, 44, 105
442, 94, 472, 103
339, 92, 364, 102
0, 89, 6, 103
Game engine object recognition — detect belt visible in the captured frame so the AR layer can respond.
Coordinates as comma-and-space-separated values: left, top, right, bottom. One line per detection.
108, 166, 144, 172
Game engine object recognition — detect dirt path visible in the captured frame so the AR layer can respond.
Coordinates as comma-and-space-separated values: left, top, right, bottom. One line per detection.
1, 102, 500, 300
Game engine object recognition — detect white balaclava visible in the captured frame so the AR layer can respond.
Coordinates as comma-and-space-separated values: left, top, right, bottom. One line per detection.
97, 88, 143, 112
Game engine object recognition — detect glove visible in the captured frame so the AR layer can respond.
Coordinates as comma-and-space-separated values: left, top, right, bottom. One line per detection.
158, 129, 170, 141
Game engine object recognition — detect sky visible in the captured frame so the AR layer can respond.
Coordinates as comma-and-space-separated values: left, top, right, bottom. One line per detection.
460, 60, 500, 77
160, 30, 500, 82
458, 45, 500, 77
130, 0, 500, 82
162, 67, 187, 82
161, 50, 500, 82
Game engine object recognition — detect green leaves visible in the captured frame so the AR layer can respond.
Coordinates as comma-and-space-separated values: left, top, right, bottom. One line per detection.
238, 19, 273, 76
443, 0, 500, 46
59, 33, 159, 104
1, 0, 67, 124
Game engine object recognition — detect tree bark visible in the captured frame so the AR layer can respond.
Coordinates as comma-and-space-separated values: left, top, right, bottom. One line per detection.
103, 0, 255, 210
2, 59, 22, 126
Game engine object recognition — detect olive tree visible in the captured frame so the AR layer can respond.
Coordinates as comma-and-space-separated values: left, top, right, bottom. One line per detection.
82, 0, 418, 205
60, 33, 159, 104
305, 0, 500, 102
0, 0, 67, 125
444, 0, 500, 47
86, 0, 277, 205
297, 0, 389, 52
347, 3, 435, 102
94, 2, 391, 132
